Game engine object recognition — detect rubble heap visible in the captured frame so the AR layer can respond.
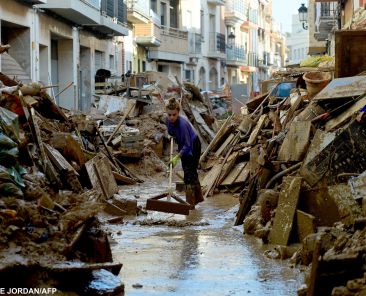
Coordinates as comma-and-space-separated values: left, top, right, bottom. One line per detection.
200, 70, 366, 295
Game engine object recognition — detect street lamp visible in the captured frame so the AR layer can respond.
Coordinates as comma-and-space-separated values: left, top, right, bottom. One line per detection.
298, 3, 309, 30
227, 31, 235, 49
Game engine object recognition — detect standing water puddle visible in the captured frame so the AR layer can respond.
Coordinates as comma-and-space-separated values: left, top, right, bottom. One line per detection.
108, 181, 304, 295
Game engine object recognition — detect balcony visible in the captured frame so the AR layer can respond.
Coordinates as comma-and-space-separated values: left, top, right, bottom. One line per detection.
127, 0, 149, 24
207, 32, 226, 59
135, 22, 161, 47
207, 0, 225, 6
149, 9, 161, 26
314, 2, 338, 41
225, 0, 246, 25
258, 51, 271, 68
148, 26, 188, 63
226, 44, 246, 66
247, 52, 258, 67
39, 0, 128, 36
188, 33, 202, 57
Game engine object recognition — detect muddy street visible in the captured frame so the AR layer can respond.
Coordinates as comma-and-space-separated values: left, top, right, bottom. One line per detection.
107, 181, 303, 296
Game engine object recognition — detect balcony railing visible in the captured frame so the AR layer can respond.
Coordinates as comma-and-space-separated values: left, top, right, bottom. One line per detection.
101, 0, 127, 25
225, 0, 246, 16
188, 33, 202, 55
247, 52, 258, 67
127, 0, 150, 19
227, 44, 246, 63
161, 26, 188, 39
247, 8, 258, 24
320, 2, 338, 17
39, 0, 128, 35
82, 0, 100, 9
209, 32, 226, 54
149, 9, 161, 26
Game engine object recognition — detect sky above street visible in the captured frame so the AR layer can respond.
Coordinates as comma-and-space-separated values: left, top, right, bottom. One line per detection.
272, 0, 307, 33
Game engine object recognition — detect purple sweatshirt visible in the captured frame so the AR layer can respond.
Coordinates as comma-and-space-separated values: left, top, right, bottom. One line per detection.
165, 116, 197, 157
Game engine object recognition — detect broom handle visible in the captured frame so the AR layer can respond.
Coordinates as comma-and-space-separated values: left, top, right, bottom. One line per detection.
168, 137, 174, 200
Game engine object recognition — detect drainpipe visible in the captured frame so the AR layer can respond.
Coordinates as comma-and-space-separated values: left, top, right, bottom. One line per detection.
72, 26, 80, 111
32, 6, 40, 82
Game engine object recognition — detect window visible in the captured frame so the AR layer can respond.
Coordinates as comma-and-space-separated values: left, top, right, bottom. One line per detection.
151, 0, 157, 13
109, 55, 115, 70
170, 0, 178, 28
185, 70, 191, 82
142, 61, 146, 72
185, 70, 195, 82
158, 64, 168, 73
161, 2, 166, 26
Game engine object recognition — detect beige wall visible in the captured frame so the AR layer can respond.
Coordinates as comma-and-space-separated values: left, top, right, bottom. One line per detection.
308, 0, 325, 49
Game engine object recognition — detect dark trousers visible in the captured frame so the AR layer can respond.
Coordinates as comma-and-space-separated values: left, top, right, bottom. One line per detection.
181, 137, 201, 185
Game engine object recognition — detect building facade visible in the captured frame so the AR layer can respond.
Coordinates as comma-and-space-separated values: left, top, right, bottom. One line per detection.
0, 0, 287, 113
0, 0, 128, 111
287, 14, 309, 65
307, 0, 366, 56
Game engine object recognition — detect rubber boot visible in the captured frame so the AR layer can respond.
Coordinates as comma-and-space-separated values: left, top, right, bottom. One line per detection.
185, 185, 195, 209
193, 184, 204, 205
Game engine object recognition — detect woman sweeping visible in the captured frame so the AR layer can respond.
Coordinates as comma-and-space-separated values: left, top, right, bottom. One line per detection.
165, 98, 204, 208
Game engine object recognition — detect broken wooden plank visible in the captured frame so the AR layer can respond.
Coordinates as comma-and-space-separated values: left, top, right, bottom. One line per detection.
217, 151, 240, 184
234, 175, 258, 226
201, 163, 222, 193
278, 121, 312, 162
283, 93, 303, 127
325, 95, 366, 131
112, 171, 136, 185
220, 162, 247, 186
247, 114, 267, 145
24, 103, 61, 187
85, 156, 118, 198
199, 114, 233, 164
205, 132, 241, 197
296, 210, 316, 243
269, 176, 302, 246
234, 163, 251, 184
43, 143, 78, 175
192, 107, 215, 140
215, 133, 234, 157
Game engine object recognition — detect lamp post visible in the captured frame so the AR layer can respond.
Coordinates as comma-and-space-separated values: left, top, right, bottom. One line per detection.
227, 31, 235, 49
298, 3, 309, 30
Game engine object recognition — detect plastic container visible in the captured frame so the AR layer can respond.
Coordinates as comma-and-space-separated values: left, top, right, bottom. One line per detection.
303, 71, 332, 96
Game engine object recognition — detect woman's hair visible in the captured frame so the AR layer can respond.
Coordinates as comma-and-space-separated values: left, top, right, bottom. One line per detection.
166, 98, 180, 111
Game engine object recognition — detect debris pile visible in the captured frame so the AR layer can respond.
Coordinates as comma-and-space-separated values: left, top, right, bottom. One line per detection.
0, 70, 131, 292
0, 46, 222, 290
200, 70, 366, 295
